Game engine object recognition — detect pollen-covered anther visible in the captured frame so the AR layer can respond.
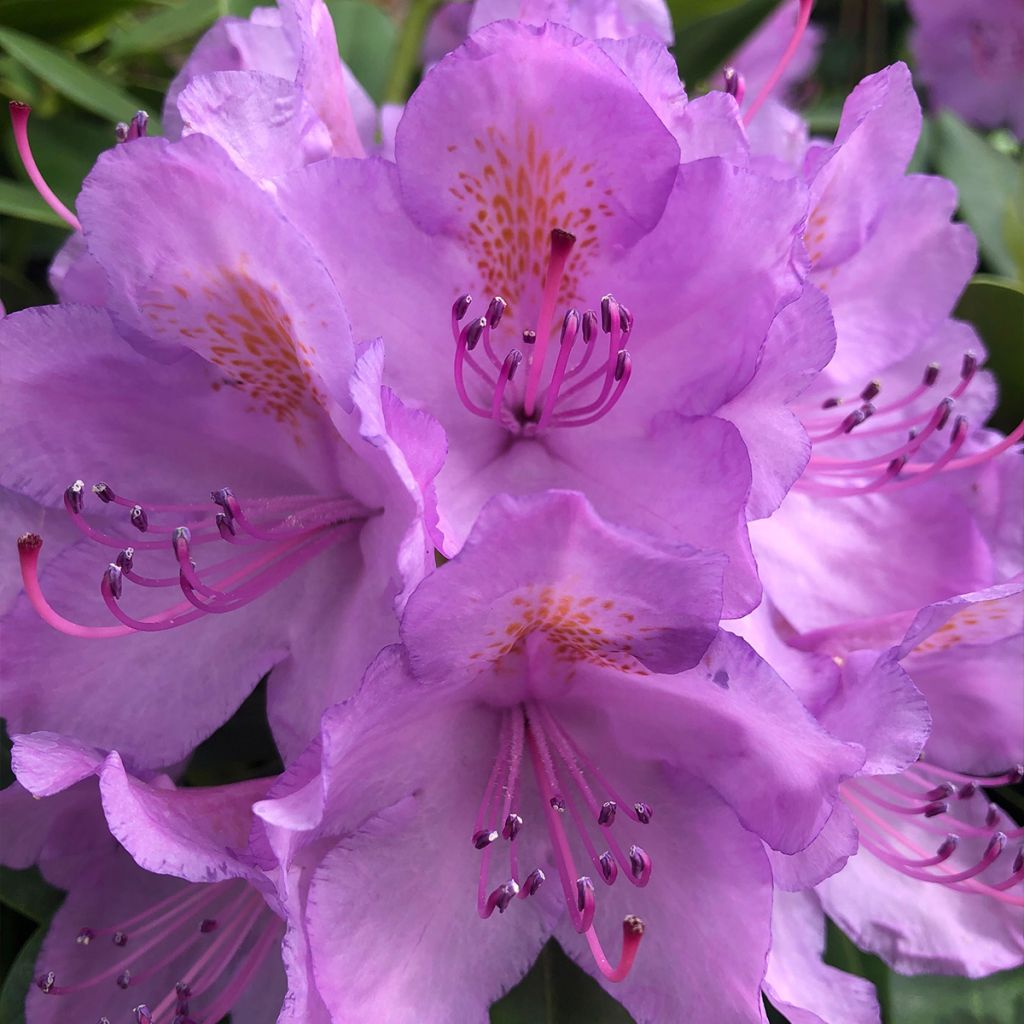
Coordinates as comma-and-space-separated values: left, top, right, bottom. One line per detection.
502, 813, 523, 841
473, 829, 500, 849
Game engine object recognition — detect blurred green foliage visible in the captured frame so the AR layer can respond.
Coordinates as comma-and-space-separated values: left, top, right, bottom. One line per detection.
0, 1, 1021, 1022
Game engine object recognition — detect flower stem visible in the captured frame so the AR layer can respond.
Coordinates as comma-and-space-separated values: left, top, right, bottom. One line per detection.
384, 0, 445, 105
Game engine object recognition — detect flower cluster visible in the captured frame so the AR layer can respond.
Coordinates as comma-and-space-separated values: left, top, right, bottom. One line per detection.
1, 1, 1020, 1022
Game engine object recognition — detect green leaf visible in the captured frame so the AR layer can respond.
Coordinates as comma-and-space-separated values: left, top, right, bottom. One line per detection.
0, 0, 138, 40
888, 968, 1024, 1024
0, 867, 64, 925
931, 112, 1021, 280
954, 274, 1024, 434
108, 0, 219, 57
0, 26, 159, 131
0, 178, 64, 225
0, 926, 43, 1024
326, 0, 397, 104
672, 0, 778, 88
490, 940, 635, 1023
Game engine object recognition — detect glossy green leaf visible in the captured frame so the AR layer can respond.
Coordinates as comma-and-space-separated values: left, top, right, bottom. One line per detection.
326, 0, 397, 104
954, 274, 1024, 433
0, 27, 158, 130
0, 927, 42, 1024
931, 112, 1020, 279
0, 867, 63, 926
672, 0, 778, 87
0, 179, 64, 225
108, 0, 219, 57
888, 968, 1024, 1024
490, 940, 635, 1023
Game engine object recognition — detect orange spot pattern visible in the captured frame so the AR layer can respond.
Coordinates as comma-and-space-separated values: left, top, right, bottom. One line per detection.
140, 267, 325, 444
912, 595, 1022, 655
468, 586, 651, 676
446, 123, 611, 334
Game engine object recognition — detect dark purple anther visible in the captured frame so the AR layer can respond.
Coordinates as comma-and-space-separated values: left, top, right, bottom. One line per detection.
117, 969, 132, 989
112, 930, 128, 946
105, 565, 124, 600
92, 482, 115, 503
951, 415, 968, 442
506, 350, 523, 381
199, 918, 218, 934
986, 832, 1008, 857
129, 505, 148, 533
598, 800, 617, 826
860, 379, 882, 402
937, 834, 959, 858
216, 512, 236, 539
936, 398, 954, 430
925, 782, 957, 801
550, 796, 566, 813
841, 409, 866, 434
618, 304, 633, 332
486, 296, 507, 328
502, 813, 523, 841
115, 548, 134, 571
134, 1006, 153, 1024
492, 880, 519, 913
599, 851, 618, 884
76, 927, 95, 945
614, 351, 629, 382
65, 480, 85, 514
561, 308, 580, 344
576, 876, 595, 911
886, 455, 909, 477
521, 329, 537, 346
1013, 847, 1024, 874
958, 782, 977, 799
453, 294, 472, 321
175, 980, 192, 1015
923, 362, 940, 386
722, 66, 744, 100
633, 802, 653, 824
821, 397, 841, 409
600, 295, 614, 334
173, 525, 191, 552
129, 111, 149, 140
628, 844, 652, 881
1009, 765, 1024, 785
524, 868, 546, 896
465, 317, 487, 351
923, 801, 949, 818
582, 310, 598, 343
986, 804, 1001, 828
473, 829, 500, 849
37, 971, 55, 994
961, 351, 978, 378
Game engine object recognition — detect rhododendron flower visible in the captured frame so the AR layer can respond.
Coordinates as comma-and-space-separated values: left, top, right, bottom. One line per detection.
908, 0, 1024, 136
252, 491, 863, 1023
0, 134, 445, 768
272, 20, 827, 615
3, 736, 291, 1024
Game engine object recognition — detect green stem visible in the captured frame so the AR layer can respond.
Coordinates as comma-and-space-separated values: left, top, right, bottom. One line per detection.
384, 0, 445, 105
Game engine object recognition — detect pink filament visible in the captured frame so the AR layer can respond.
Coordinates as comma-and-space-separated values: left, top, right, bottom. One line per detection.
742, 1, 815, 125
9, 102, 81, 230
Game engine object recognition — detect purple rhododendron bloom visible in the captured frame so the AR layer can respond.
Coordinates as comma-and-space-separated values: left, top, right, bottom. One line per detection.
0, 133, 446, 768
908, 0, 1024, 136
252, 491, 863, 1022
4, 733, 298, 1024
270, 20, 826, 615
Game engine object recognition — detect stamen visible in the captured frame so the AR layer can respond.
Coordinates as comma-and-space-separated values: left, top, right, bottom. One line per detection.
584, 915, 645, 983
722, 67, 746, 103
9, 101, 82, 230
115, 111, 149, 144
743, 0, 816, 124
449, 237, 633, 432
